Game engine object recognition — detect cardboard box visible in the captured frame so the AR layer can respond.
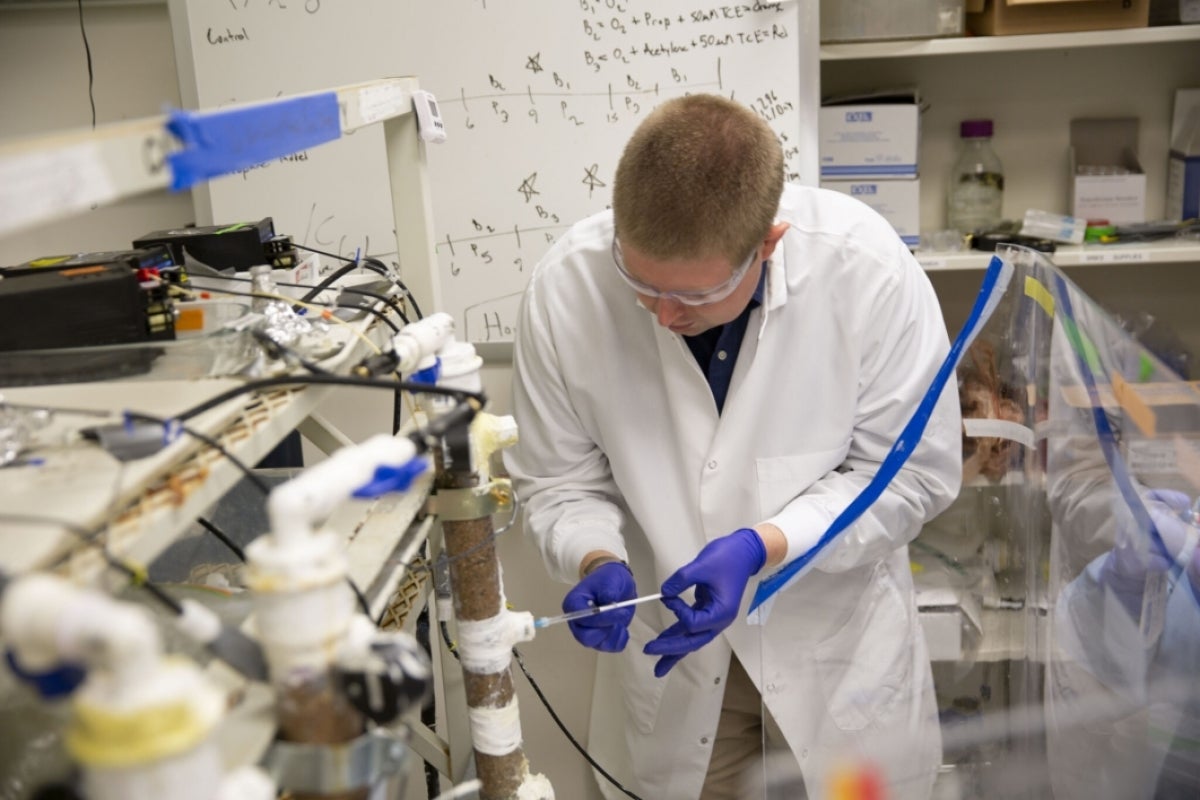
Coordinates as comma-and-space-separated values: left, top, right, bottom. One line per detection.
1167, 88, 1200, 221
966, 0, 1149, 36
821, 178, 921, 248
821, 0, 965, 42
819, 91, 920, 179
1069, 118, 1146, 224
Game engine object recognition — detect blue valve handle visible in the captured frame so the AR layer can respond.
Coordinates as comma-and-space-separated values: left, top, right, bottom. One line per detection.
352, 459, 428, 499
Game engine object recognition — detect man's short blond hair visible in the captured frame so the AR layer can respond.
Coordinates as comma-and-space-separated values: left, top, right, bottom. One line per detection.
613, 94, 784, 264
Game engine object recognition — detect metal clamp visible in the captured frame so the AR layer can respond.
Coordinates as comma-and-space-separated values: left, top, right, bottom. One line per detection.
263, 729, 411, 794
426, 479, 513, 522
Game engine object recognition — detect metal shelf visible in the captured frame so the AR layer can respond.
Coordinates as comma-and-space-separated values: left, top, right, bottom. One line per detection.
0, 318, 395, 581
821, 24, 1200, 61
0, 77, 423, 239
917, 239, 1200, 272
0, 77, 439, 587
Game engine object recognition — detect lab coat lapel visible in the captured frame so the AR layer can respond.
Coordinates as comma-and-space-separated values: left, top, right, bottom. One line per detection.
708, 253, 790, 464
650, 320, 718, 474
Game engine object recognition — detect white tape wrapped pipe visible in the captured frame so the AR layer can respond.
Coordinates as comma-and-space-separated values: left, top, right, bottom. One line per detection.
466, 698, 523, 756
454, 610, 535, 675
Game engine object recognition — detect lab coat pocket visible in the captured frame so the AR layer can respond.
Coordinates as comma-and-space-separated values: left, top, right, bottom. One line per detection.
620, 615, 668, 735
756, 447, 847, 519
812, 567, 912, 732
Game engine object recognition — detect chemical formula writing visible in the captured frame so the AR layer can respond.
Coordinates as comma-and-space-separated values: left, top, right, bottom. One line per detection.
414, 1, 805, 343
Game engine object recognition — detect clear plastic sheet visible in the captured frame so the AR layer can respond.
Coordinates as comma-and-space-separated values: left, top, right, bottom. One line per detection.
754, 245, 1200, 799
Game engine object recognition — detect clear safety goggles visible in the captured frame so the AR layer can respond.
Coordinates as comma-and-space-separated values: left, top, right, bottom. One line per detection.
611, 237, 757, 307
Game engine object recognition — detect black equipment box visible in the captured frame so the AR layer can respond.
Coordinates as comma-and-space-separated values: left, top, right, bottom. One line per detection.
133, 218, 291, 270
2, 246, 176, 278
0, 263, 174, 353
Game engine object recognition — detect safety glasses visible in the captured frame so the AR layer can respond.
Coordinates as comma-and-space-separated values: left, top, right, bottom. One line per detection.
611, 237, 757, 307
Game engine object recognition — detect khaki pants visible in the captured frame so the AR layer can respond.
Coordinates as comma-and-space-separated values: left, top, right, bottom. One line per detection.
700, 656, 805, 800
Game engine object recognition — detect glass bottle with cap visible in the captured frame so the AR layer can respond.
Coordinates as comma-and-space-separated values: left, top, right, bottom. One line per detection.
947, 119, 1005, 235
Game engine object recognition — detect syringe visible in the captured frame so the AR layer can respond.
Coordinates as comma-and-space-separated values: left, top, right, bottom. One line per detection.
533, 592, 664, 629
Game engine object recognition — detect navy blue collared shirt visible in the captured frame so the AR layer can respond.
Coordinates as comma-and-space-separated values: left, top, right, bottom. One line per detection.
683, 267, 766, 414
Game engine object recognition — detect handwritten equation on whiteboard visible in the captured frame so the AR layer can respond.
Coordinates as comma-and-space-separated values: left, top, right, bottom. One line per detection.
406, 0, 803, 344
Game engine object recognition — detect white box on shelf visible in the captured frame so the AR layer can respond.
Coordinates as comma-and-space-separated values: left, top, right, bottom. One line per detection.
820, 0, 965, 42
821, 177, 921, 248
1069, 118, 1147, 224
1167, 88, 1200, 222
820, 90, 920, 179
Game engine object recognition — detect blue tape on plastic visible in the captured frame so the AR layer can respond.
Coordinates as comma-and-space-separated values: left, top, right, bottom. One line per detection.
166, 92, 341, 191
749, 254, 1014, 619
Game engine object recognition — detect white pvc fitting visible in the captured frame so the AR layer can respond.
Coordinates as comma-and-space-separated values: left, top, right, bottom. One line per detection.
246, 574, 356, 681
437, 340, 484, 388
426, 339, 483, 417
393, 312, 456, 374
1, 574, 160, 694
265, 434, 420, 551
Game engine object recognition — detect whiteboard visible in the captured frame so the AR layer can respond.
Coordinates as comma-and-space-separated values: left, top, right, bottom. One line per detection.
169, 0, 818, 346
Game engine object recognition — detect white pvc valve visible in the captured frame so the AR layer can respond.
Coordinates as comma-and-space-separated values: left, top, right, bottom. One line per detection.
392, 312, 456, 375
2, 574, 160, 692
264, 433, 421, 552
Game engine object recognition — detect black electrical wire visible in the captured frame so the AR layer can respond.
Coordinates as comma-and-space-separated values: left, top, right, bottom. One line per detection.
340, 295, 407, 328
76, 0, 95, 129
512, 648, 645, 800
123, 411, 273, 496
171, 373, 484, 425
188, 271, 412, 326
336, 301, 400, 332
292, 243, 424, 320
188, 267, 418, 447
436, 620, 643, 800
197, 517, 246, 562
298, 260, 370, 304
247, 328, 334, 375
3, 513, 184, 616
182, 281, 402, 333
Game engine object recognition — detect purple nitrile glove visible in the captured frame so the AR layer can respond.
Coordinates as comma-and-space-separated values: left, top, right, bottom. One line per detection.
643, 528, 767, 678
562, 561, 637, 652
1105, 489, 1200, 603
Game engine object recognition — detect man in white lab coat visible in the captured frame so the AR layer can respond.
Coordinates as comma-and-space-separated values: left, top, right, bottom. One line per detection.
506, 94, 962, 800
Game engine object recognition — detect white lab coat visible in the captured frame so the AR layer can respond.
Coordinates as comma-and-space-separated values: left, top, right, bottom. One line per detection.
506, 184, 962, 800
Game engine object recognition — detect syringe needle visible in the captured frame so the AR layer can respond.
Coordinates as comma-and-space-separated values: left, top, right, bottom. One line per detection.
534, 592, 664, 629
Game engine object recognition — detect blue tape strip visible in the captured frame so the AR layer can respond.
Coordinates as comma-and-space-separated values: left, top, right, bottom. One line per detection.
166, 92, 341, 191
749, 254, 1013, 616
1051, 274, 1180, 583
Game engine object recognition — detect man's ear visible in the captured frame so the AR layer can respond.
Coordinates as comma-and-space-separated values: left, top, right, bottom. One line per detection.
760, 222, 791, 260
